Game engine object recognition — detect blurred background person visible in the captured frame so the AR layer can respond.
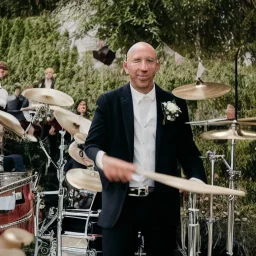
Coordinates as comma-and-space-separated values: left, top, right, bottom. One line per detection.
7, 84, 29, 126
0, 61, 9, 111
38, 67, 55, 89
75, 99, 89, 118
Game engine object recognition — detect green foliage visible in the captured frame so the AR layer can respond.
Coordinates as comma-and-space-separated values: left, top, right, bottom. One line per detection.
73, 0, 256, 58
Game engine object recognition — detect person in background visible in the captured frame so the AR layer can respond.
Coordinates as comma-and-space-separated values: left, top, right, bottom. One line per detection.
84, 42, 207, 256
7, 84, 29, 124
0, 61, 9, 111
75, 99, 89, 118
38, 67, 55, 89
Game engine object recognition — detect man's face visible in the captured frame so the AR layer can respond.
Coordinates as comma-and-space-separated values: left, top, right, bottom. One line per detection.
45, 69, 54, 79
123, 43, 160, 94
15, 88, 21, 97
77, 101, 87, 115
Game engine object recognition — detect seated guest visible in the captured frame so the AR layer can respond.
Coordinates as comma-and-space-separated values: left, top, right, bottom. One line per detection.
7, 84, 29, 122
0, 61, 9, 111
38, 67, 55, 89
75, 99, 89, 118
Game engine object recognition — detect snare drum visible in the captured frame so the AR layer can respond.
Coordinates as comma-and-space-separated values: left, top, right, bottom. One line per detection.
0, 172, 34, 234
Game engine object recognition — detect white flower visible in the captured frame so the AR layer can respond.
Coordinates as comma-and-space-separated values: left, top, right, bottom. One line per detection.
166, 102, 179, 112
161, 100, 182, 125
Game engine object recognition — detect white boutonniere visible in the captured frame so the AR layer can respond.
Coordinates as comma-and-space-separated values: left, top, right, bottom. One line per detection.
161, 100, 182, 125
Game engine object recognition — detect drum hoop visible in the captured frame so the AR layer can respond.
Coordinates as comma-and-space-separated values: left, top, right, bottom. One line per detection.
0, 208, 33, 230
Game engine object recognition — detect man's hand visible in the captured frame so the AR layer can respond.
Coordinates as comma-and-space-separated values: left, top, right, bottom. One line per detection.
102, 155, 136, 183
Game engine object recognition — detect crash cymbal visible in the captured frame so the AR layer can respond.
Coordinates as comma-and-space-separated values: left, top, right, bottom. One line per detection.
50, 106, 91, 135
199, 128, 256, 140
22, 88, 74, 107
0, 249, 25, 256
74, 132, 87, 144
0, 227, 34, 249
136, 171, 245, 196
172, 81, 231, 100
24, 133, 37, 142
66, 168, 102, 192
0, 111, 24, 137
68, 141, 94, 167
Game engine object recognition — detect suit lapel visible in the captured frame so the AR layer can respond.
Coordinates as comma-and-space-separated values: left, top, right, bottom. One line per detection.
155, 85, 164, 170
120, 83, 134, 161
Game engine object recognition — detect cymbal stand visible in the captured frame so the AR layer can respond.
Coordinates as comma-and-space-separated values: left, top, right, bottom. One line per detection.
218, 135, 240, 256
188, 193, 201, 256
205, 151, 225, 256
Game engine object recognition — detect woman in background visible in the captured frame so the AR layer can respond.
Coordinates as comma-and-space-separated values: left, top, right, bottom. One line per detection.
75, 99, 89, 118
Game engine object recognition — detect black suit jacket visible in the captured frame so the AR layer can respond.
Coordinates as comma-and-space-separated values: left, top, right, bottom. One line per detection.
85, 83, 207, 228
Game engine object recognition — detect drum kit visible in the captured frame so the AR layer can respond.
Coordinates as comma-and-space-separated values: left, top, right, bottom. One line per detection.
0, 79, 253, 256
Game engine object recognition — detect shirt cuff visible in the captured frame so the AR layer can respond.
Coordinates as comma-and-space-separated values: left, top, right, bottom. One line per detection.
96, 150, 106, 170
189, 177, 205, 184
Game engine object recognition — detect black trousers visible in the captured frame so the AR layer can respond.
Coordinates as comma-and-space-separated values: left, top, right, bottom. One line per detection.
102, 192, 177, 256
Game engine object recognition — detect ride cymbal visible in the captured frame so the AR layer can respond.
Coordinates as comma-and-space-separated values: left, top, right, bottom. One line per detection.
199, 128, 256, 140
50, 106, 91, 135
66, 168, 102, 192
68, 141, 94, 167
172, 81, 231, 100
0, 249, 25, 256
136, 171, 245, 196
22, 88, 74, 107
0, 111, 24, 138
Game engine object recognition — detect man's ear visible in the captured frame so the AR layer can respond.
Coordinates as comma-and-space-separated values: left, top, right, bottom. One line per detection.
123, 61, 129, 75
156, 60, 160, 72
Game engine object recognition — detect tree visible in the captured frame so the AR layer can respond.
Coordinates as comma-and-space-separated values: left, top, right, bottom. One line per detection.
67, 0, 256, 59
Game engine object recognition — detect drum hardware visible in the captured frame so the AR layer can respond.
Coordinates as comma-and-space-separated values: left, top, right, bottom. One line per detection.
172, 78, 231, 100
188, 193, 201, 256
135, 231, 146, 256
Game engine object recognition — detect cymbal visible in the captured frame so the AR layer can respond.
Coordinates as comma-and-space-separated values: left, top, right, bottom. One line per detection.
50, 106, 91, 135
199, 128, 256, 140
22, 88, 74, 107
0, 227, 34, 249
172, 81, 231, 100
0, 111, 24, 137
187, 117, 256, 126
0, 249, 25, 256
136, 171, 245, 196
24, 134, 38, 142
68, 141, 94, 167
66, 168, 102, 192
20, 104, 44, 112
74, 132, 87, 144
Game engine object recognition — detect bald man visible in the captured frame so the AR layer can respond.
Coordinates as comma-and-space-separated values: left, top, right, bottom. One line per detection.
85, 42, 207, 256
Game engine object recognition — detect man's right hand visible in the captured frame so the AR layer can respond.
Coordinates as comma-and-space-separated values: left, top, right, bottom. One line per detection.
102, 155, 136, 183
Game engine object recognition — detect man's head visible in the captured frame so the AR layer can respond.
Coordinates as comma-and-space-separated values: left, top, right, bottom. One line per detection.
14, 84, 21, 97
0, 61, 8, 79
44, 67, 54, 80
123, 42, 160, 94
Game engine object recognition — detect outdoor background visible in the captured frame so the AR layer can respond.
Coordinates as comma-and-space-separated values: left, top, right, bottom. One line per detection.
1, 0, 256, 255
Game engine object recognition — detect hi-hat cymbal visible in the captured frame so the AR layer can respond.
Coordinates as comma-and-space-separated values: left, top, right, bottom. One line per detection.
68, 141, 94, 167
0, 111, 24, 137
0, 227, 34, 249
74, 132, 87, 144
66, 168, 102, 192
187, 117, 256, 126
136, 171, 245, 196
172, 81, 231, 100
22, 88, 74, 107
50, 106, 91, 135
200, 128, 256, 140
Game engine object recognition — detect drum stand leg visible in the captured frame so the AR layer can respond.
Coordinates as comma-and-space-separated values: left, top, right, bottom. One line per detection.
205, 151, 225, 256
188, 193, 200, 256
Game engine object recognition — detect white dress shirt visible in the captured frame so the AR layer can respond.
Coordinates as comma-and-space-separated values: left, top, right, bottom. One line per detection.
0, 82, 8, 109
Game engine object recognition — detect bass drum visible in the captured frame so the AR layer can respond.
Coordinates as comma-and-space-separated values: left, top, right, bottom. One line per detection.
0, 172, 34, 234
